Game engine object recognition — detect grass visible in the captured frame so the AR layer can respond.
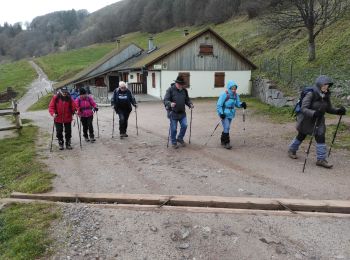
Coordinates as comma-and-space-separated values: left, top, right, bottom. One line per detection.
0, 125, 55, 198
28, 93, 53, 111
0, 60, 37, 109
326, 121, 350, 151
0, 203, 60, 260
243, 96, 294, 124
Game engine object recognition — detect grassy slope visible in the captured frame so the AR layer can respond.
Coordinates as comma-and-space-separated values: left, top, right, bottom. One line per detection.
0, 60, 37, 108
28, 93, 53, 111
0, 203, 59, 260
0, 125, 55, 198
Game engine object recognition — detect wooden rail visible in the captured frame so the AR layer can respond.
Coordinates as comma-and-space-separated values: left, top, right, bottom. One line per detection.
0, 99, 22, 131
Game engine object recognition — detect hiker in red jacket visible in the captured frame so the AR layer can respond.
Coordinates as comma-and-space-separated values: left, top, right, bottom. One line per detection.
75, 88, 98, 142
48, 87, 76, 150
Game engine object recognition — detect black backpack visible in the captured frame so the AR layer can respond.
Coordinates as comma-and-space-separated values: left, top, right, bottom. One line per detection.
292, 86, 314, 117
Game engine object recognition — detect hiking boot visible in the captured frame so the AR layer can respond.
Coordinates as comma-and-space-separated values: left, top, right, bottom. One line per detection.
172, 143, 179, 149
224, 143, 232, 150
316, 160, 333, 169
120, 133, 128, 138
177, 139, 186, 147
66, 141, 73, 150
58, 140, 64, 150
90, 137, 96, 143
288, 150, 297, 159
84, 137, 90, 142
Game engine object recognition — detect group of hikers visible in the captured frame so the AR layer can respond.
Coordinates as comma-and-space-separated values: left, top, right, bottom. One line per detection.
48, 74, 346, 169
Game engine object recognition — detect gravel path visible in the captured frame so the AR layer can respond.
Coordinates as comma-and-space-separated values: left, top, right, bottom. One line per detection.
18, 63, 350, 259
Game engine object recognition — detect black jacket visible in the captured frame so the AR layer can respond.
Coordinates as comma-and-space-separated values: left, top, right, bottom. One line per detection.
164, 83, 192, 119
112, 88, 136, 113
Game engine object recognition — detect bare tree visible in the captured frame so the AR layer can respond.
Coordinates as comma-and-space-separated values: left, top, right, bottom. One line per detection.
266, 0, 350, 61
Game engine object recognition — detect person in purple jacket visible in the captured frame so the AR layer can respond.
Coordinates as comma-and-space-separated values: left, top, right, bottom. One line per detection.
75, 88, 98, 142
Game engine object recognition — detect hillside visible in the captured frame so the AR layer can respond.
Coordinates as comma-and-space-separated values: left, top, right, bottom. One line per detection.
34, 14, 350, 100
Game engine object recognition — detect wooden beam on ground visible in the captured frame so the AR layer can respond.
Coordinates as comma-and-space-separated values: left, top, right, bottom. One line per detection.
10, 192, 350, 214
0, 111, 20, 116
0, 126, 21, 131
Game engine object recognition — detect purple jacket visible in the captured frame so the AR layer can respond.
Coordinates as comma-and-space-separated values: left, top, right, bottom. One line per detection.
75, 96, 97, 118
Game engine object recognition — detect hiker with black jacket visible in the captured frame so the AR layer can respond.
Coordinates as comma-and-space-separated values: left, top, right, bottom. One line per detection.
216, 80, 247, 149
164, 75, 194, 149
112, 81, 137, 138
48, 87, 76, 150
288, 75, 346, 168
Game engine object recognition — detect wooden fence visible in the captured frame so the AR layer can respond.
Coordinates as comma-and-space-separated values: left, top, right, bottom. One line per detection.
0, 100, 22, 131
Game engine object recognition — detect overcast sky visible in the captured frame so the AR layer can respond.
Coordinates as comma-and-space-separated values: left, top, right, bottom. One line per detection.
0, 0, 119, 25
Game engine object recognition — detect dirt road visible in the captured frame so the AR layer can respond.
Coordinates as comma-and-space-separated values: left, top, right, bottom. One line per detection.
20, 65, 350, 259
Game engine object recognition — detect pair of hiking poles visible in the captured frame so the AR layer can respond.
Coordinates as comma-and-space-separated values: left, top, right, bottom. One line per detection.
303, 115, 343, 172
50, 111, 100, 152
111, 107, 139, 138
166, 108, 194, 148
203, 108, 246, 146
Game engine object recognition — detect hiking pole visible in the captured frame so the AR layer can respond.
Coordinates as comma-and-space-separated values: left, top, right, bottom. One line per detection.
328, 115, 343, 157
96, 111, 100, 138
243, 108, 246, 145
50, 120, 55, 152
112, 109, 115, 138
188, 108, 193, 144
302, 118, 319, 173
204, 120, 221, 146
167, 124, 171, 148
135, 107, 139, 136
76, 114, 82, 150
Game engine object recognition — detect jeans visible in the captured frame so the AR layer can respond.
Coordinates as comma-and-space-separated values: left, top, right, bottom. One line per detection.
221, 118, 232, 133
117, 110, 130, 134
170, 116, 187, 144
80, 116, 94, 138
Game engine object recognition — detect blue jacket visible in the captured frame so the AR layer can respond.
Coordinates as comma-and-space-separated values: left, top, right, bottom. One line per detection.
216, 80, 242, 119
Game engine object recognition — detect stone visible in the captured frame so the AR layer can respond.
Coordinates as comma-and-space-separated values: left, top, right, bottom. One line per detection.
150, 226, 158, 232
178, 243, 190, 249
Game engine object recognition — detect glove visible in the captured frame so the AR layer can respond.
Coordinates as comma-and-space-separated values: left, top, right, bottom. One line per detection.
313, 110, 324, 119
337, 106, 346, 115
93, 107, 99, 112
190, 104, 194, 109
241, 102, 247, 109
220, 114, 226, 119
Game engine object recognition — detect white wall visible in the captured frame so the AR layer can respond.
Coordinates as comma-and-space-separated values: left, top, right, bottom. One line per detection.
153, 71, 251, 99
147, 71, 161, 98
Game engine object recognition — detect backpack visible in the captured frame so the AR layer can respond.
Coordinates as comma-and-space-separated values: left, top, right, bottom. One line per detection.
78, 96, 92, 111
292, 86, 314, 116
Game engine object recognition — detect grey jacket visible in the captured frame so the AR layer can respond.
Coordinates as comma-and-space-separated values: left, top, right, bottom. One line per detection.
164, 83, 192, 119
296, 76, 338, 135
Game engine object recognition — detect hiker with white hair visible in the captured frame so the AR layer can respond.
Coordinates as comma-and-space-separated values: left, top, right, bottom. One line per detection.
111, 81, 137, 138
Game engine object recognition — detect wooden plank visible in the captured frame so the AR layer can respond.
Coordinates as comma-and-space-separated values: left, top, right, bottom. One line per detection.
3, 198, 350, 218
10, 192, 350, 214
0, 111, 19, 116
0, 126, 21, 131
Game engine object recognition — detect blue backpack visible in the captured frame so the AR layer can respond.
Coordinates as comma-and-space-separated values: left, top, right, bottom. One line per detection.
292, 86, 314, 116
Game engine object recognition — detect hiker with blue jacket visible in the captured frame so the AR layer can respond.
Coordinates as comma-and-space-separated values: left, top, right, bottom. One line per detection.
164, 75, 194, 149
288, 75, 346, 168
216, 80, 247, 149
112, 81, 137, 138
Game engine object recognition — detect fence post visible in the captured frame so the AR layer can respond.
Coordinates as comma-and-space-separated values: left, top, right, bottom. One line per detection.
12, 99, 22, 129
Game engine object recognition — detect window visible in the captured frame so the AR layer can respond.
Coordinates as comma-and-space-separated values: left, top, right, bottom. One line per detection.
152, 72, 156, 88
199, 44, 213, 55
178, 72, 190, 88
214, 72, 225, 88
137, 73, 143, 83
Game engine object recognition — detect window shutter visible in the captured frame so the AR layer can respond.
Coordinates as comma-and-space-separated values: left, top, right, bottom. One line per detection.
215, 72, 225, 88
199, 44, 213, 55
152, 73, 156, 88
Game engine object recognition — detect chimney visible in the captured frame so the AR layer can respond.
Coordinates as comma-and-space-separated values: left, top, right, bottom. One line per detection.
184, 29, 189, 37
148, 36, 154, 51
116, 38, 121, 49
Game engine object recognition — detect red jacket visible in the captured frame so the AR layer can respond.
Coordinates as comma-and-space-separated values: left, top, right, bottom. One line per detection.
49, 94, 76, 123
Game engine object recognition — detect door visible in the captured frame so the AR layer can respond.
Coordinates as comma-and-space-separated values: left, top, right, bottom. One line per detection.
109, 76, 119, 92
